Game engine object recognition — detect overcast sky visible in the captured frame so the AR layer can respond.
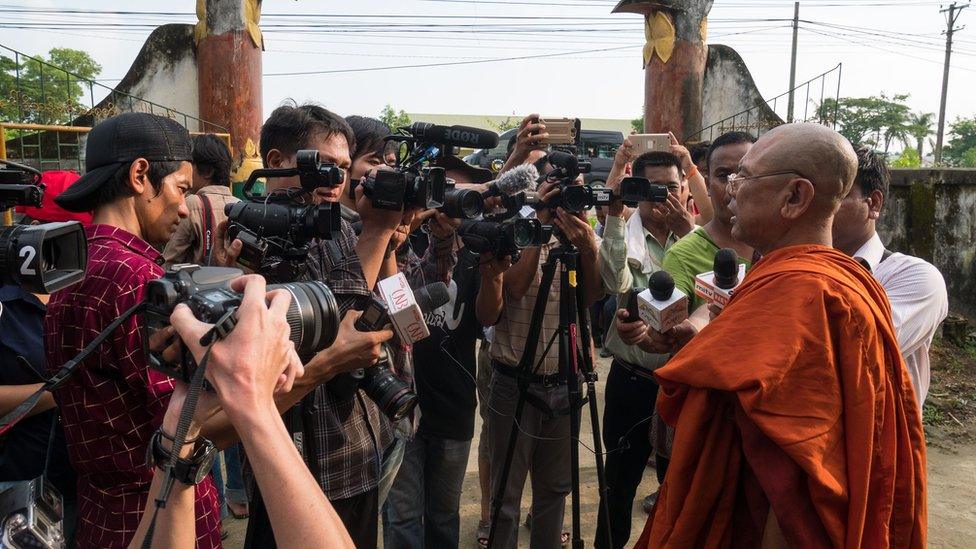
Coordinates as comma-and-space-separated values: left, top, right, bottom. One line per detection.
3, 0, 975, 148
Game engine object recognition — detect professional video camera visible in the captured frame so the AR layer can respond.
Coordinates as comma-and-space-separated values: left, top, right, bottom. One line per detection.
0, 160, 87, 294
227, 150, 342, 280
439, 179, 484, 219
352, 122, 499, 212
458, 218, 548, 260
144, 264, 340, 382
618, 176, 669, 206
538, 151, 613, 214
0, 476, 65, 549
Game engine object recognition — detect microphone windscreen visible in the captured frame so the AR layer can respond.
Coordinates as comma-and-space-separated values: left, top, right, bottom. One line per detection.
415, 282, 450, 313
713, 248, 739, 289
649, 270, 675, 301
491, 164, 539, 196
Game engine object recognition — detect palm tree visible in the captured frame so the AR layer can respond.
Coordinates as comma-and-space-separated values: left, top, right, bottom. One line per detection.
904, 112, 935, 161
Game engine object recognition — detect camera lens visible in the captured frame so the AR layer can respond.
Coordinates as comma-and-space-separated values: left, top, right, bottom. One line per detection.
0, 221, 87, 294
361, 364, 418, 422
511, 220, 536, 248
267, 281, 340, 358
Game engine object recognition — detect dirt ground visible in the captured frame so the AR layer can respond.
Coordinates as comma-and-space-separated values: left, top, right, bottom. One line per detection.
224, 334, 976, 548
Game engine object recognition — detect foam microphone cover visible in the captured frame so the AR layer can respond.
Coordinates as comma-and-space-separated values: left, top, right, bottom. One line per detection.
713, 248, 739, 290
489, 164, 540, 196
649, 270, 675, 301
414, 282, 450, 313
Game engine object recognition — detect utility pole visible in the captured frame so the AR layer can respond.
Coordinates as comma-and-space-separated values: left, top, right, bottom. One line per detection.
787, 1, 800, 123
935, 1, 969, 164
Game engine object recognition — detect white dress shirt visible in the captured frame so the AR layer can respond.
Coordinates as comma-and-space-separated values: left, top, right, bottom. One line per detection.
855, 233, 949, 405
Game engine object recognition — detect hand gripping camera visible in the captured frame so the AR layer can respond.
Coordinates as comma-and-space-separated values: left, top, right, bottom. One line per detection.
0, 160, 87, 294
618, 176, 669, 206
539, 151, 613, 214
143, 265, 341, 381
457, 218, 549, 261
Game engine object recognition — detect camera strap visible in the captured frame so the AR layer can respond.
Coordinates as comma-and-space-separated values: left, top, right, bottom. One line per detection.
0, 301, 148, 437
199, 193, 216, 266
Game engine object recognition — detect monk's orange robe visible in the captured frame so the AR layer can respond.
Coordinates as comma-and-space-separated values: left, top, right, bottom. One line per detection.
634, 245, 926, 548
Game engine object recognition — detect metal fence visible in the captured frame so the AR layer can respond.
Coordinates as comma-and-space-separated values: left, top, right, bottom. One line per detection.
687, 63, 843, 142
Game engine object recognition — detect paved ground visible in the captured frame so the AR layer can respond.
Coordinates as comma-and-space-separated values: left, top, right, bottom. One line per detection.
223, 353, 976, 547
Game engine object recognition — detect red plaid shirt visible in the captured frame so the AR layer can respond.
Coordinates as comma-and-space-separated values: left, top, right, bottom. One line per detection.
44, 225, 221, 548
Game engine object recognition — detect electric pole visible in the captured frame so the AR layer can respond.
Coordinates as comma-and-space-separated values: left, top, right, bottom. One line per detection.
935, 1, 969, 164
787, 1, 800, 123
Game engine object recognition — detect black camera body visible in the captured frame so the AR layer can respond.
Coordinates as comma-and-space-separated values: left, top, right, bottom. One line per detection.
144, 265, 340, 381
359, 167, 446, 212
225, 201, 340, 280
552, 184, 614, 214
438, 180, 484, 219
459, 218, 548, 260
619, 177, 669, 206
0, 476, 65, 549
240, 150, 344, 200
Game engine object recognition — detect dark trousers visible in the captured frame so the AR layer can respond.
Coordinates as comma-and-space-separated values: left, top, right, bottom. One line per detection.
594, 360, 659, 549
245, 486, 379, 549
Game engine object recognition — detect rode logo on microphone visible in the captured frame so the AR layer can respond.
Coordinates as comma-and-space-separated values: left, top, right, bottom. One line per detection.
442, 128, 477, 144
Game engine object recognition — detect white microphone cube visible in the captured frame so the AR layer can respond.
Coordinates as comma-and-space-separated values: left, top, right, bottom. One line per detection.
637, 287, 689, 333
693, 264, 746, 309
376, 273, 430, 344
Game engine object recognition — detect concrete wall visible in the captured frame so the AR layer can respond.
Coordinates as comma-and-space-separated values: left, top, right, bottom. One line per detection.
878, 169, 976, 317
699, 44, 781, 142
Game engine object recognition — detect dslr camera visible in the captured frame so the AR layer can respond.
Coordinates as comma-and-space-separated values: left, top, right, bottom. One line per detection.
0, 160, 87, 294
458, 218, 548, 260
227, 150, 342, 280
143, 264, 340, 382
618, 177, 669, 206
357, 167, 446, 212
539, 151, 613, 214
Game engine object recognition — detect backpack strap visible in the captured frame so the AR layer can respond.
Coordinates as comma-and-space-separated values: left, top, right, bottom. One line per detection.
198, 193, 216, 265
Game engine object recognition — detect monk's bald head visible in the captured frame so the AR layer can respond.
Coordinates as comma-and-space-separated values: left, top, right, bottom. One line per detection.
727, 123, 858, 253
752, 123, 858, 208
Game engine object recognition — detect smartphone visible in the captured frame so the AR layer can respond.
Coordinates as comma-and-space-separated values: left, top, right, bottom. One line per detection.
539, 117, 581, 146
625, 287, 644, 323
629, 134, 670, 155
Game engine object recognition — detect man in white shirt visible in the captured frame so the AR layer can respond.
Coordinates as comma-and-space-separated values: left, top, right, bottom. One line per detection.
832, 146, 948, 405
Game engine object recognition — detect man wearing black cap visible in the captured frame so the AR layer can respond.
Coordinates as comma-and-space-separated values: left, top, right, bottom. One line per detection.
44, 112, 222, 548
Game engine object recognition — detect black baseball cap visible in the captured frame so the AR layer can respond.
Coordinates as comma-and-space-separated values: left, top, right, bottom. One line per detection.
56, 112, 193, 212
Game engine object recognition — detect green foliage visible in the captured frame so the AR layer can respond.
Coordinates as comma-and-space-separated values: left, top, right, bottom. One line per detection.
892, 148, 921, 168
488, 116, 520, 133
379, 104, 411, 129
631, 116, 644, 133
0, 48, 102, 125
943, 116, 976, 167
816, 93, 912, 153
904, 111, 935, 160
922, 403, 945, 425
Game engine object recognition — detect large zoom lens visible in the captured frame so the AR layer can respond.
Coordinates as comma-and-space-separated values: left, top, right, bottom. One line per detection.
225, 201, 339, 243
267, 281, 340, 358
361, 360, 417, 422
0, 221, 87, 294
440, 186, 484, 219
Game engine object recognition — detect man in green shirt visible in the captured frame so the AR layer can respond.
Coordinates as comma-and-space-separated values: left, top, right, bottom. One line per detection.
595, 147, 697, 549
615, 132, 756, 513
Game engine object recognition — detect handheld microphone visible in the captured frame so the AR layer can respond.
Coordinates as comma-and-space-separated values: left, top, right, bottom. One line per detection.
405, 122, 499, 150
636, 271, 689, 333
357, 275, 450, 343
624, 287, 644, 323
694, 248, 745, 309
483, 164, 540, 198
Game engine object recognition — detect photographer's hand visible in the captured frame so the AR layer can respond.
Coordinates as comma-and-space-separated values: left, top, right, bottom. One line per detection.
476, 252, 511, 327
668, 132, 713, 224
664, 192, 695, 238
211, 221, 244, 269
303, 310, 393, 383
427, 211, 460, 240
606, 139, 635, 218
355, 170, 404, 289
535, 181, 560, 224
499, 114, 549, 173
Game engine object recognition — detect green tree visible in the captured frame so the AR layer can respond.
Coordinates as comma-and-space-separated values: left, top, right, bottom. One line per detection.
817, 93, 911, 153
379, 104, 411, 129
891, 148, 921, 168
942, 116, 976, 167
0, 48, 102, 125
631, 115, 644, 133
488, 116, 520, 133
904, 111, 935, 161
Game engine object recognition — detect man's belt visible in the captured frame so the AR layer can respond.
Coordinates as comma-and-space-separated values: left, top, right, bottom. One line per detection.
492, 360, 565, 387
611, 358, 657, 382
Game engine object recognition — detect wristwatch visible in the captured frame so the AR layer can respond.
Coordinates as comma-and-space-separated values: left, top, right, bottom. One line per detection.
146, 429, 218, 485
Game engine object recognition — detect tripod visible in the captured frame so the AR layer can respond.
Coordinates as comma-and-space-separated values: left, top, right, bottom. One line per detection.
486, 240, 612, 549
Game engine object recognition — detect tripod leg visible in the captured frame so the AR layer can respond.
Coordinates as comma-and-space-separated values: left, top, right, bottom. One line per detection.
558, 253, 584, 549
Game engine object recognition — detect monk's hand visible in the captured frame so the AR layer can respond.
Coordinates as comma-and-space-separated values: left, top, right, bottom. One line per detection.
615, 308, 649, 347
707, 302, 724, 321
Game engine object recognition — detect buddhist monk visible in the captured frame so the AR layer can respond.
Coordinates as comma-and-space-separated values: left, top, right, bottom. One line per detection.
633, 123, 926, 548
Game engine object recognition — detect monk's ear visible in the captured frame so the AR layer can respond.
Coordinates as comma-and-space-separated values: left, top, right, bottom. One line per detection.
779, 177, 815, 220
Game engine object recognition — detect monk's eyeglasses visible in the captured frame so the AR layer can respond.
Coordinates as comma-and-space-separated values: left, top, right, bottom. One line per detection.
726, 170, 801, 193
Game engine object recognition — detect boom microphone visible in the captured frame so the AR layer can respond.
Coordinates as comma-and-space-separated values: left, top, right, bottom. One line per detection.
405, 122, 499, 149
483, 164, 540, 198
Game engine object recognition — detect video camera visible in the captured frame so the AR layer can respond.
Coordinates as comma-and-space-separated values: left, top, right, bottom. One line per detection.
351, 122, 499, 213
144, 264, 341, 382
458, 218, 549, 260
0, 160, 87, 294
439, 180, 484, 220
0, 476, 65, 549
535, 151, 615, 214
227, 150, 342, 280
618, 177, 669, 206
